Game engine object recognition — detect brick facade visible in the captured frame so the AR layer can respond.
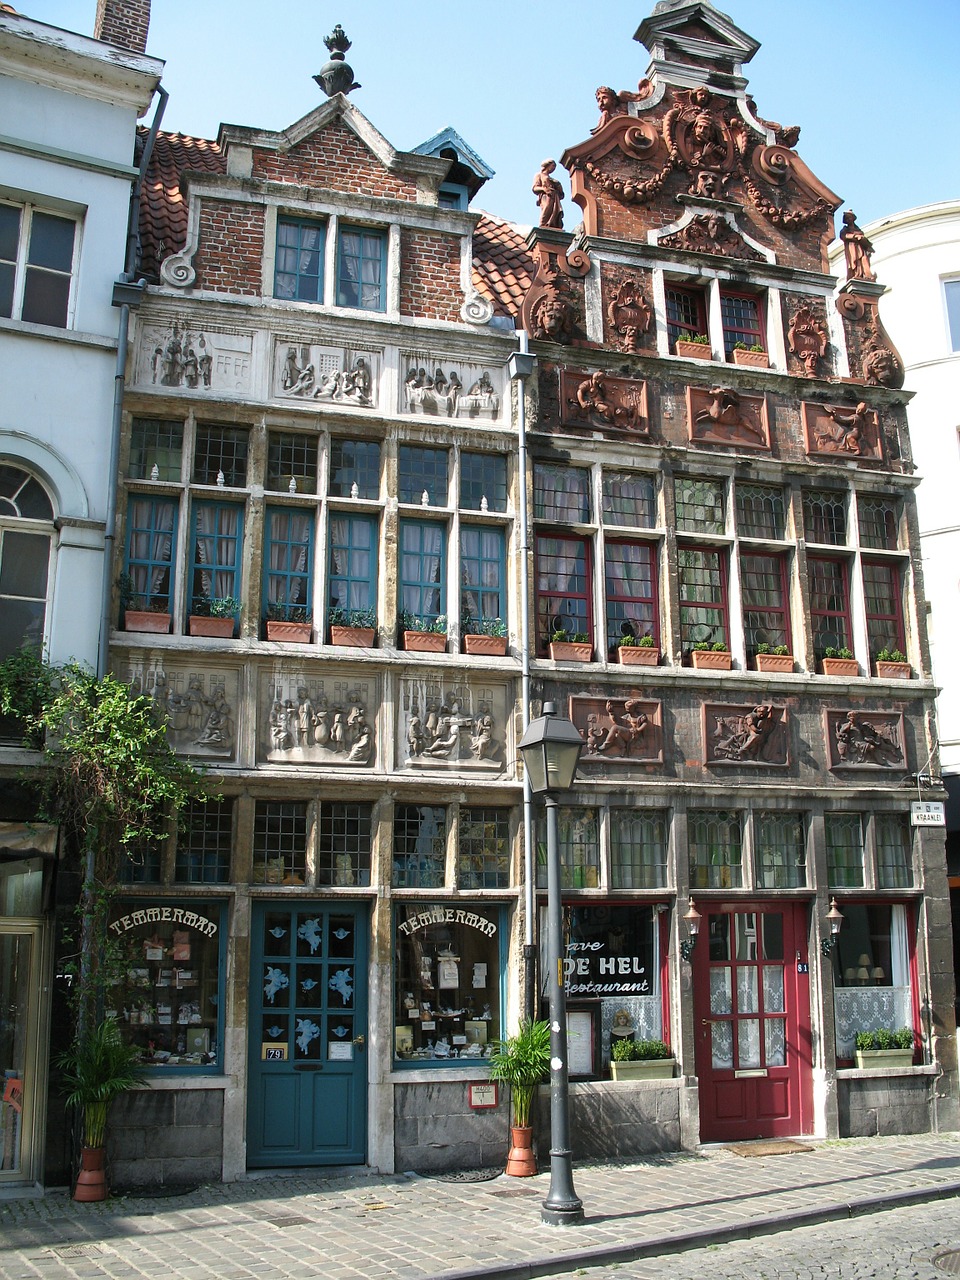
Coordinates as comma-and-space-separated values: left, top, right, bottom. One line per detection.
251, 119, 418, 202
193, 202, 265, 296
399, 228, 463, 322
93, 0, 151, 52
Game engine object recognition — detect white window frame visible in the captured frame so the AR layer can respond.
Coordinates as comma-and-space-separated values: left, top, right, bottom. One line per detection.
0, 197, 81, 329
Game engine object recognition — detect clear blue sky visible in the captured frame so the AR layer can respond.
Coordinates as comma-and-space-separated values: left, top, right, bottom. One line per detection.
24, 1, 960, 232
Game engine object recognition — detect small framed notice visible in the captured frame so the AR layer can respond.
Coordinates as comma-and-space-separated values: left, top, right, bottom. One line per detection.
328, 1041, 353, 1061
468, 1082, 498, 1110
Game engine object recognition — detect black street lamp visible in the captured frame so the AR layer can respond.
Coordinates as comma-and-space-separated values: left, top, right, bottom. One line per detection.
518, 700, 584, 1226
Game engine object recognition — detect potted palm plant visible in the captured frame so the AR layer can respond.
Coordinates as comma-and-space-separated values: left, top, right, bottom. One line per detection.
691, 640, 731, 670
822, 646, 858, 677
329, 605, 377, 647
58, 1019, 147, 1201
488, 1019, 550, 1177
617, 633, 659, 666
755, 642, 794, 673
189, 595, 241, 638
609, 1036, 675, 1081
400, 612, 447, 652
462, 615, 508, 657
874, 647, 911, 679
675, 331, 713, 360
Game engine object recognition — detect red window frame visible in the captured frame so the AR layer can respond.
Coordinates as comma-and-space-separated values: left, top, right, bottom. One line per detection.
740, 550, 791, 656
604, 538, 660, 659
665, 284, 708, 351
535, 532, 593, 653
862, 558, 906, 656
720, 289, 766, 358
678, 544, 728, 654
808, 555, 851, 657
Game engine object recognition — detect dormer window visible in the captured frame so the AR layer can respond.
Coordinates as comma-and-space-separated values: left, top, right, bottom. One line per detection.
336, 225, 386, 312
275, 217, 326, 303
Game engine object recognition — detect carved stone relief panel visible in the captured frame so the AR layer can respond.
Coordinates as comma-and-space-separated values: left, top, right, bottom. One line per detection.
400, 354, 501, 421
802, 401, 883, 463
686, 386, 769, 450
260, 670, 377, 767
399, 678, 509, 774
560, 370, 649, 434
825, 709, 905, 771
658, 214, 764, 262
272, 340, 379, 407
568, 696, 662, 765
123, 659, 240, 762
703, 702, 788, 767
137, 320, 254, 394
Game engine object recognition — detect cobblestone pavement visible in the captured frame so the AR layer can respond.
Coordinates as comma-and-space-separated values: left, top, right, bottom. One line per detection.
0, 1134, 957, 1280
537, 1197, 960, 1279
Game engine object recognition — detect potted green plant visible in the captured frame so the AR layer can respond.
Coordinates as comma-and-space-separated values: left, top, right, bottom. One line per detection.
118, 573, 171, 635
549, 627, 593, 663
329, 605, 377, 648
822, 645, 858, 677
188, 595, 241, 638
58, 1018, 148, 1201
617, 632, 659, 667
854, 1026, 915, 1070
732, 340, 769, 368
488, 1019, 550, 1176
609, 1036, 676, 1081
265, 600, 312, 644
461, 615, 508, 657
400, 612, 447, 653
691, 639, 731, 670
755, 642, 794, 673
675, 331, 713, 361
874, 647, 911, 680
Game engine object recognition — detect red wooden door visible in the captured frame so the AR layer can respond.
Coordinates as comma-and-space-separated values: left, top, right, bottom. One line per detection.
694, 903, 812, 1142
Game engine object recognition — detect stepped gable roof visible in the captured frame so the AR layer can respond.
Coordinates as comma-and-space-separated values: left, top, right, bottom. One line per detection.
472, 212, 534, 320
137, 128, 225, 279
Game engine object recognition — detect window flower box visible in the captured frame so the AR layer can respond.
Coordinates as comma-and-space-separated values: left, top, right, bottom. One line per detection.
265, 621, 312, 644
404, 631, 446, 653
330, 626, 376, 648
822, 657, 859, 677
463, 634, 508, 657
675, 339, 713, 361
732, 348, 769, 368
549, 641, 593, 663
610, 1057, 676, 1081
618, 644, 659, 667
875, 660, 911, 679
854, 1048, 915, 1070
188, 616, 235, 638
691, 648, 731, 670
755, 652, 794, 674
124, 610, 171, 635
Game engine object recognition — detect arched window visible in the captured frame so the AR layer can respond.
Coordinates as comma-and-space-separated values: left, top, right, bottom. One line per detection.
0, 463, 54, 658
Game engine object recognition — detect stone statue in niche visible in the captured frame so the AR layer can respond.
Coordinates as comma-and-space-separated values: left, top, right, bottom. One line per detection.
689, 386, 768, 448
265, 679, 374, 767
592, 82, 652, 133
829, 709, 903, 769
405, 690, 500, 767
787, 307, 828, 377
529, 278, 576, 344
710, 704, 784, 764
532, 159, 564, 229
839, 210, 876, 282
606, 279, 652, 353
278, 345, 374, 406
569, 696, 662, 764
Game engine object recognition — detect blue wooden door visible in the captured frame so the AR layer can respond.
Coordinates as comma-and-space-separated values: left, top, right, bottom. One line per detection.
247, 903, 367, 1166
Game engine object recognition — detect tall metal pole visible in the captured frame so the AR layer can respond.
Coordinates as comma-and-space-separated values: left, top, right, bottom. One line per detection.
541, 791, 584, 1226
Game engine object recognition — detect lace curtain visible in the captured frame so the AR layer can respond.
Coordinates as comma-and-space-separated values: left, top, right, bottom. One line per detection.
834, 904, 911, 1057
128, 498, 174, 599
193, 504, 239, 601
266, 511, 311, 608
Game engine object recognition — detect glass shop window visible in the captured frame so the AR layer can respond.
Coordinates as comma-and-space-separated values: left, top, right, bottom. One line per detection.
106, 902, 225, 1071
831, 903, 915, 1059
535, 807, 599, 889
394, 903, 503, 1065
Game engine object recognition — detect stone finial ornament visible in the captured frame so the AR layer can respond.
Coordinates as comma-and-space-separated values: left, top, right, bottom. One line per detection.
314, 24, 361, 97
839, 210, 876, 282
532, 159, 564, 229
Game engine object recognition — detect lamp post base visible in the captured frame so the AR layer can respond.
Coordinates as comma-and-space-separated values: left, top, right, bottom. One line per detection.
541, 1147, 584, 1226
541, 1200, 585, 1227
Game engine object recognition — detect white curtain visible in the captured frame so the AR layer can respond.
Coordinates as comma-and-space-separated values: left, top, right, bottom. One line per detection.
194, 504, 240, 601
266, 510, 310, 608
128, 498, 174, 599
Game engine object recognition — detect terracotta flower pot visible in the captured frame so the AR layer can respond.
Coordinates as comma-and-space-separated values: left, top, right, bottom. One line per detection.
265, 620, 312, 643
189, 616, 235, 638
732, 348, 769, 368
549, 641, 593, 662
755, 653, 794, 673
403, 630, 446, 652
691, 649, 732, 670
330, 626, 376, 648
463, 634, 507, 656
73, 1146, 107, 1202
822, 657, 859, 677
617, 645, 659, 666
875, 660, 911, 680
505, 1124, 537, 1177
124, 610, 171, 634
675, 339, 713, 360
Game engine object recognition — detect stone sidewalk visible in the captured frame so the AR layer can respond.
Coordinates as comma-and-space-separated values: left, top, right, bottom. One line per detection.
1, 1134, 959, 1280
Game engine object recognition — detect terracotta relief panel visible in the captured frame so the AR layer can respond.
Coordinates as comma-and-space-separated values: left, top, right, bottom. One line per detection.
273, 340, 379, 407
602, 272, 654, 353
686, 386, 769, 450
123, 659, 240, 762
399, 678, 509, 774
569, 696, 662, 765
260, 671, 377, 767
560, 370, 649, 434
825, 709, 905, 771
137, 320, 253, 394
399, 355, 501, 421
703, 703, 788, 767
802, 401, 883, 463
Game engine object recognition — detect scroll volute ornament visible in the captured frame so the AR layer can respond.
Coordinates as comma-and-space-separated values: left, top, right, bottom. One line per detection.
607, 279, 651, 353
788, 307, 828, 376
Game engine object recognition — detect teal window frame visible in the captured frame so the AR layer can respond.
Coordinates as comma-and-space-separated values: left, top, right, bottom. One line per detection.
399, 519, 446, 626
274, 215, 326, 303
336, 224, 386, 311
189, 500, 244, 617
460, 525, 505, 627
124, 494, 178, 613
263, 506, 314, 621
328, 513, 378, 617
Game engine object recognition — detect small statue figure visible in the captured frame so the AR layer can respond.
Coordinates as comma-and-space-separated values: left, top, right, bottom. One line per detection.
839, 210, 876, 282
533, 159, 564, 229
